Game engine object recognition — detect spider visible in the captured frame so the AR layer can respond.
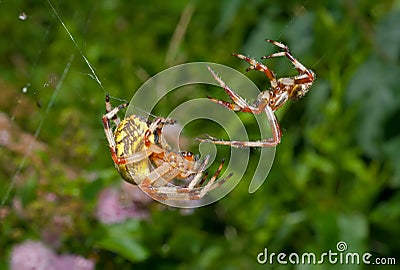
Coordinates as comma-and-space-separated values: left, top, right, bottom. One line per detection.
102, 95, 232, 201
197, 39, 315, 148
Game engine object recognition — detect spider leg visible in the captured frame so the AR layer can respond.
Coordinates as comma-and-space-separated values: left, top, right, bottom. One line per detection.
148, 117, 177, 130
144, 116, 177, 148
197, 106, 281, 148
105, 95, 125, 127
232, 54, 278, 87
137, 155, 232, 201
207, 66, 261, 113
263, 39, 315, 82
188, 156, 225, 191
128, 145, 166, 164
187, 155, 210, 189
195, 158, 231, 198
108, 141, 164, 166
140, 185, 203, 201
195, 171, 209, 187
207, 67, 250, 111
140, 162, 178, 187
102, 96, 129, 157
141, 170, 232, 201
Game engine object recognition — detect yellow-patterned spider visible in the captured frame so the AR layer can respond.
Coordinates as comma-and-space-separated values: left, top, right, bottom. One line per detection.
102, 95, 231, 201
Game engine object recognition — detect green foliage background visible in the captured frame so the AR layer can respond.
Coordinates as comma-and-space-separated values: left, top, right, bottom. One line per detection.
1, 0, 399, 269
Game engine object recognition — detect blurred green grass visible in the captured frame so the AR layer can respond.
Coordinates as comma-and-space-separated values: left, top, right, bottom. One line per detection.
1, 0, 399, 269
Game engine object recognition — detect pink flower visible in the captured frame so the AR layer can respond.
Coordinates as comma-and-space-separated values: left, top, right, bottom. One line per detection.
96, 187, 148, 224
57, 254, 94, 270
96, 188, 127, 224
10, 240, 94, 270
10, 240, 58, 270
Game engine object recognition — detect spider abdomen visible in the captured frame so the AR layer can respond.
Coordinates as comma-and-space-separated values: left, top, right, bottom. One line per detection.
113, 115, 152, 184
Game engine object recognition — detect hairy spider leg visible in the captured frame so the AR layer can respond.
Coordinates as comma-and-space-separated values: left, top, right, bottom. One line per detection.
140, 181, 223, 201
232, 53, 278, 88
188, 157, 228, 191
105, 94, 124, 126
103, 96, 130, 164
195, 158, 232, 198
143, 116, 176, 147
198, 106, 281, 148
197, 67, 281, 148
140, 159, 232, 200
206, 67, 259, 113
262, 39, 315, 85
187, 155, 210, 189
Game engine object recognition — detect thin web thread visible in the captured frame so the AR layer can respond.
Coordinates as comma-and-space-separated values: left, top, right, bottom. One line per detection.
47, 0, 161, 119
281, 0, 326, 68
278, 0, 310, 40
47, 0, 105, 93
1, 54, 75, 207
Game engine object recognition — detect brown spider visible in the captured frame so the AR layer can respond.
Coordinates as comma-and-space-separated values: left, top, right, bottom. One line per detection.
102, 95, 232, 201
197, 39, 315, 148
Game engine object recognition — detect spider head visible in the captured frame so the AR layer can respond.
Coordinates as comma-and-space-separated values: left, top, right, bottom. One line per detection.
180, 151, 195, 162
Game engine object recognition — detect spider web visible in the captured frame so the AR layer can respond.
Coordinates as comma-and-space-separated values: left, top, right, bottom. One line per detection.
0, 0, 316, 207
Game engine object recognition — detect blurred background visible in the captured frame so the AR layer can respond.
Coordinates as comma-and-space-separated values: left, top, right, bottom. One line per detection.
1, 0, 399, 269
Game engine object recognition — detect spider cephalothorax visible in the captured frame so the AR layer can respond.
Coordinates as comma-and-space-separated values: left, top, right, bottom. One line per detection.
102, 95, 231, 201
198, 39, 315, 148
